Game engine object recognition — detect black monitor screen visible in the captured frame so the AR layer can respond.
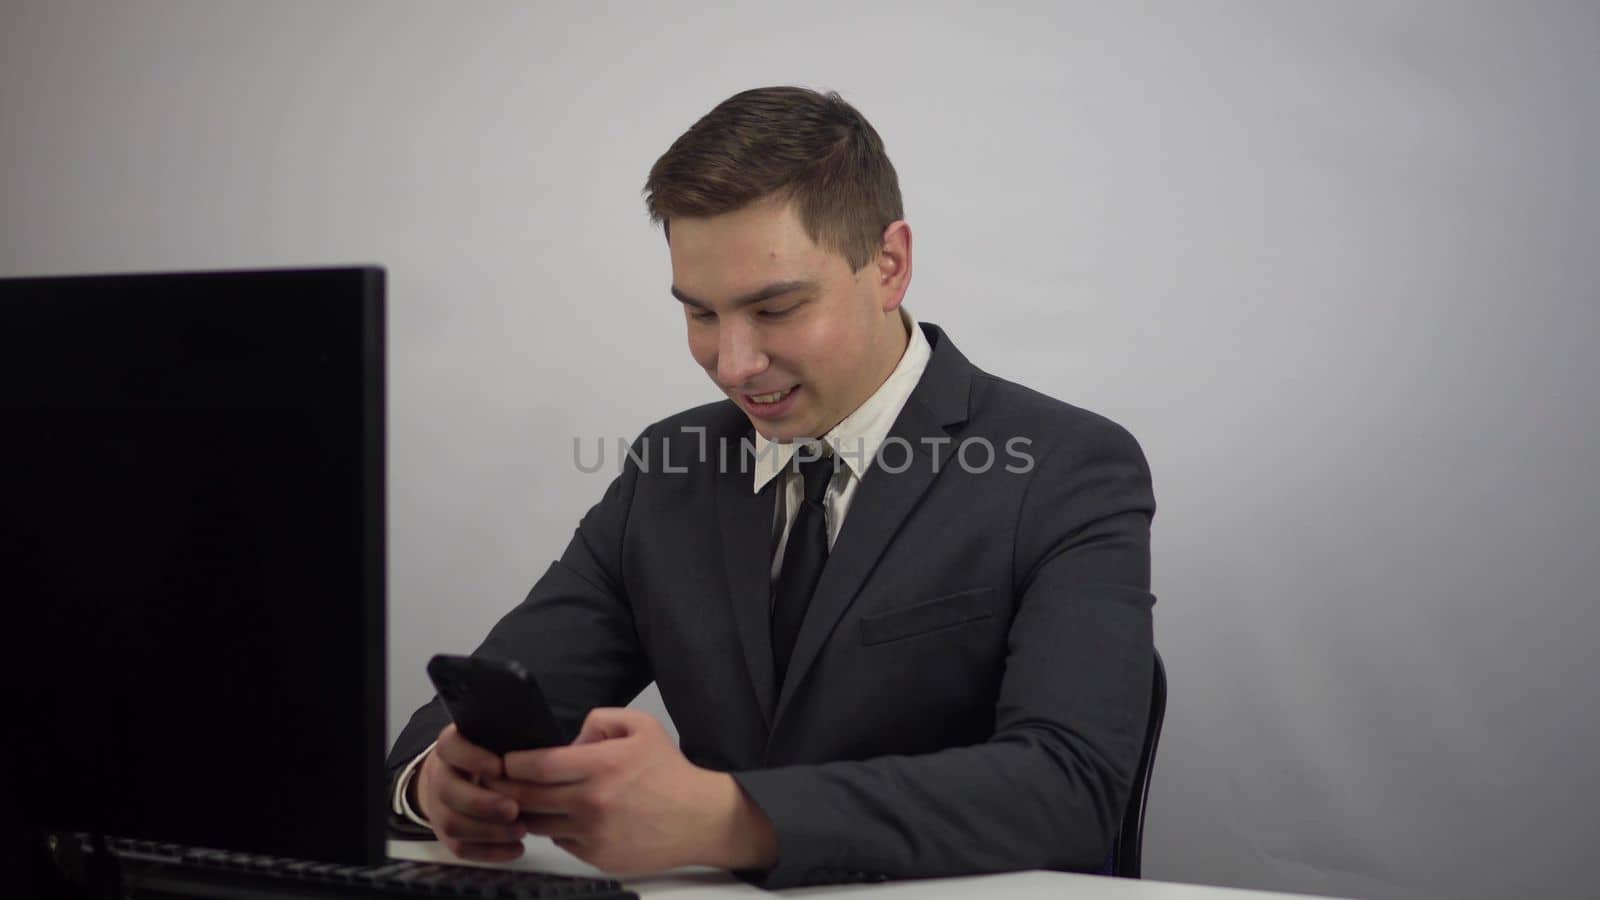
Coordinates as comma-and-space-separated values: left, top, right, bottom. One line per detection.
0, 267, 386, 865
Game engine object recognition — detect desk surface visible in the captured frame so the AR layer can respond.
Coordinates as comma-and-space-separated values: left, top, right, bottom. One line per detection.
389, 839, 1336, 900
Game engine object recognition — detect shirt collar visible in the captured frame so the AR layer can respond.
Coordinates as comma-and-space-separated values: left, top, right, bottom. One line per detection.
751, 308, 933, 493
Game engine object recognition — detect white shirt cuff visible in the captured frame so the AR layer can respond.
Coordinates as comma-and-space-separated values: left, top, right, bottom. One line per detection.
391, 740, 438, 829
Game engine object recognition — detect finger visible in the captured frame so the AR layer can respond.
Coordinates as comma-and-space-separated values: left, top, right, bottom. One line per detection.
518, 813, 585, 840
438, 767, 521, 823
572, 707, 646, 745
481, 776, 585, 816
435, 723, 505, 780
442, 838, 526, 864
506, 725, 643, 784
432, 811, 527, 845
503, 743, 608, 784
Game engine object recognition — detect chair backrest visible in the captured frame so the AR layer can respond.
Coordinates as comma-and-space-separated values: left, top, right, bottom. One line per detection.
1112, 649, 1167, 878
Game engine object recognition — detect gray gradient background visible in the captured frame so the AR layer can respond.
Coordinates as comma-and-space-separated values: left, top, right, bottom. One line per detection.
3, 3, 1596, 898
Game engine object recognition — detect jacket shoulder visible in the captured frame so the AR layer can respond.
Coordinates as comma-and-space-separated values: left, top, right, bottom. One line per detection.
967, 369, 1146, 462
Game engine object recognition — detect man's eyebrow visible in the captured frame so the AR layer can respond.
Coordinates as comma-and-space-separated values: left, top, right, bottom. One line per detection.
670, 279, 819, 310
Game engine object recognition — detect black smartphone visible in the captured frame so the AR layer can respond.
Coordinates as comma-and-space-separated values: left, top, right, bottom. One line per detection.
426, 654, 567, 754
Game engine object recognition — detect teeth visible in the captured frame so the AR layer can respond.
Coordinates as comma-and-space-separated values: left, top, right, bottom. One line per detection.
750, 388, 791, 404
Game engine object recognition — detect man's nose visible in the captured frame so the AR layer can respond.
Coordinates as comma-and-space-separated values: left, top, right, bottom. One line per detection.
716, 321, 768, 388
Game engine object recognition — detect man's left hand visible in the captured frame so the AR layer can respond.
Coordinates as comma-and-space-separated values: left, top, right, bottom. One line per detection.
484, 707, 777, 876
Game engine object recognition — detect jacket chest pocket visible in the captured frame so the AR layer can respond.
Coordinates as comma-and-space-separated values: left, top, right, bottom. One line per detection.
858, 587, 996, 646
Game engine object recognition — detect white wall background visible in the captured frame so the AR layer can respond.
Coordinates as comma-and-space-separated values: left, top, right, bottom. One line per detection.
4, 3, 1597, 898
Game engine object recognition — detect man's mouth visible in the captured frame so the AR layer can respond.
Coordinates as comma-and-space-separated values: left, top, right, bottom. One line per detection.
740, 385, 801, 417
746, 387, 796, 404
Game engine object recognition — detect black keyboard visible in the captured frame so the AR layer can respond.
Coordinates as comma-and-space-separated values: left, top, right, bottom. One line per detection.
93, 837, 638, 900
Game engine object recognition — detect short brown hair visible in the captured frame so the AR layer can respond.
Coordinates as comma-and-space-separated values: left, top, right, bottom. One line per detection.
643, 86, 904, 272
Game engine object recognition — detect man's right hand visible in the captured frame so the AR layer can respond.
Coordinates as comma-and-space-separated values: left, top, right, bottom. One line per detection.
414, 723, 527, 861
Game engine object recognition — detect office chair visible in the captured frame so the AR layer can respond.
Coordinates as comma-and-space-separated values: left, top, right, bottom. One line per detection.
1111, 649, 1167, 878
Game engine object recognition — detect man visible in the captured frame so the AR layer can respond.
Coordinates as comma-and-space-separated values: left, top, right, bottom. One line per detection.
386, 86, 1156, 889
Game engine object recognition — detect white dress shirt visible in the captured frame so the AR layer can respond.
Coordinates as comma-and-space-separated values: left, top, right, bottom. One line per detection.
393, 309, 931, 827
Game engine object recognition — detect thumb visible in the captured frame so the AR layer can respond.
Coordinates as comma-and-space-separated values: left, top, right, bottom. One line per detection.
571, 707, 641, 746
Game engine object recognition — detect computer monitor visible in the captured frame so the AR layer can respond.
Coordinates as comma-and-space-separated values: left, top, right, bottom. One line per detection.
0, 267, 387, 867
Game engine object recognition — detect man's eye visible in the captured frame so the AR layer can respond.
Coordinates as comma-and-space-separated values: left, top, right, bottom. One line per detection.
758, 305, 798, 319
689, 309, 717, 322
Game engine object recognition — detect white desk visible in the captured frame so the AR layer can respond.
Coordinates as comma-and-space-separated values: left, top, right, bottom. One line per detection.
389, 838, 1338, 900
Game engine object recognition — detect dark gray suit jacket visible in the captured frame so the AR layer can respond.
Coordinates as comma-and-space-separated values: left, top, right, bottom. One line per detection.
387, 323, 1157, 889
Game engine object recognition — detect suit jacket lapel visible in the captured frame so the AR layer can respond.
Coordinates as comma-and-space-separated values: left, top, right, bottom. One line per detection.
716, 434, 779, 728
772, 324, 973, 723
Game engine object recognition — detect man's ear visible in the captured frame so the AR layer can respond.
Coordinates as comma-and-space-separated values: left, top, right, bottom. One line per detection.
874, 220, 913, 312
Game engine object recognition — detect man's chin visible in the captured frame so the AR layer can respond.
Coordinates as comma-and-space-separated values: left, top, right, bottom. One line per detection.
745, 417, 816, 444
749, 421, 798, 442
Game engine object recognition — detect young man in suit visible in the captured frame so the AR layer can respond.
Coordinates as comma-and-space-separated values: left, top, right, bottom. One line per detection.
386, 86, 1157, 889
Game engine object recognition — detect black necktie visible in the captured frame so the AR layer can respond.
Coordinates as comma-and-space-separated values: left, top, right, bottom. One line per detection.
771, 454, 834, 692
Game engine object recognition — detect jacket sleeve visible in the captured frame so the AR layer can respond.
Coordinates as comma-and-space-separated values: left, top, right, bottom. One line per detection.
385, 430, 655, 835
731, 419, 1157, 888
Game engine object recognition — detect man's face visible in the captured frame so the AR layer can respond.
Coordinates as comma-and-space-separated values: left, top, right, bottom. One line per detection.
668, 197, 910, 442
